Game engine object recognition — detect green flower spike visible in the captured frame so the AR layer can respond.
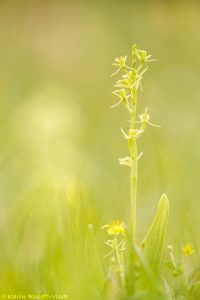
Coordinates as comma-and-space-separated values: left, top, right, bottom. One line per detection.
103, 45, 170, 296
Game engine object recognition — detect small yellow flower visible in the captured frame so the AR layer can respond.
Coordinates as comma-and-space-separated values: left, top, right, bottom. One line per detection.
101, 220, 126, 236
182, 243, 194, 256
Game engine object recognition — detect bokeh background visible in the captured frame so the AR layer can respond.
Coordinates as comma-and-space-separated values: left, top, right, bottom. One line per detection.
0, 0, 200, 296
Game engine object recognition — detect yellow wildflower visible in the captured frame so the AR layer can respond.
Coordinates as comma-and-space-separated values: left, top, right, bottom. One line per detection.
182, 243, 194, 256
101, 220, 126, 236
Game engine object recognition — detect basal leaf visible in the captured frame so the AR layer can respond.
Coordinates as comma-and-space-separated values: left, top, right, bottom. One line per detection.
141, 193, 169, 271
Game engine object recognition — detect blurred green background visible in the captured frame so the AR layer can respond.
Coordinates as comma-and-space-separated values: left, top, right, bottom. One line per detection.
0, 0, 200, 296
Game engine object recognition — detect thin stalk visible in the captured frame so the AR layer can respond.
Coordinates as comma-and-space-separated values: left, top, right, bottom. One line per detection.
129, 86, 138, 244
114, 235, 125, 287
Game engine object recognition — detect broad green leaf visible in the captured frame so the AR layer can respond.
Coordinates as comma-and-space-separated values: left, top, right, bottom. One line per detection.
141, 193, 169, 271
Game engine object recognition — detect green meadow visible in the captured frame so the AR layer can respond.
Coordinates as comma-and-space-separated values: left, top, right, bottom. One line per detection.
0, 1, 200, 299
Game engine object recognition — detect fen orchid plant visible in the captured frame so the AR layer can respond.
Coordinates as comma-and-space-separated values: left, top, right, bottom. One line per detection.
99, 45, 197, 300
84, 45, 197, 300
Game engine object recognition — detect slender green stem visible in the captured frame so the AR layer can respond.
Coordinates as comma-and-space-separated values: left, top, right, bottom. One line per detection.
114, 235, 125, 287
129, 87, 138, 244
